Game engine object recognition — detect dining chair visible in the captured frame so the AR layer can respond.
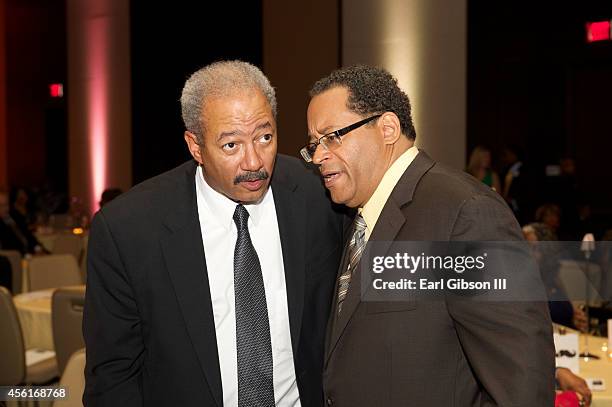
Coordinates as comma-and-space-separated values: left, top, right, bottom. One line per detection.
52, 348, 86, 407
0, 286, 58, 387
27, 255, 82, 292
52, 286, 86, 375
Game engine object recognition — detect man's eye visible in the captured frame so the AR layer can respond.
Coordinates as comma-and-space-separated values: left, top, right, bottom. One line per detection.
260, 134, 273, 143
222, 142, 237, 151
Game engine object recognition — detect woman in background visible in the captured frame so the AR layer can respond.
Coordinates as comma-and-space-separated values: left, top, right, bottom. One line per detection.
466, 145, 501, 192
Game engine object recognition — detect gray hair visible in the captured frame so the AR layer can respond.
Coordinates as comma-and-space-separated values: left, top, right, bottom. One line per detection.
180, 60, 277, 142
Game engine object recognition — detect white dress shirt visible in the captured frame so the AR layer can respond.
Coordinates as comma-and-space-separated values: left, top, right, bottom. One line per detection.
195, 166, 301, 407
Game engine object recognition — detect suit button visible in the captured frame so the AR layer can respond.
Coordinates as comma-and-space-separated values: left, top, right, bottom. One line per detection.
326, 397, 334, 406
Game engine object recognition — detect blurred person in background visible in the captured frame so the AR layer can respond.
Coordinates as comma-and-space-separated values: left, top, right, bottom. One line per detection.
0, 254, 11, 292
544, 157, 584, 240
535, 203, 562, 235
0, 187, 15, 291
466, 145, 501, 192
99, 188, 123, 208
522, 222, 587, 331
10, 186, 35, 234
0, 188, 44, 255
556, 367, 592, 406
501, 145, 538, 225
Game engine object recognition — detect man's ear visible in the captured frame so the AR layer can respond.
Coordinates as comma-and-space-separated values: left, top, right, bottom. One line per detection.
184, 131, 204, 164
380, 112, 402, 145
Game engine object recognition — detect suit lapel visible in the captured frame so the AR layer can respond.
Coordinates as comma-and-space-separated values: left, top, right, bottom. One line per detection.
325, 151, 436, 364
369, 151, 436, 248
325, 205, 406, 365
324, 222, 354, 362
160, 162, 223, 407
271, 165, 306, 356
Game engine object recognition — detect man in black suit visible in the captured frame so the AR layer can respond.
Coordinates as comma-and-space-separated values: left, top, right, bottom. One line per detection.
83, 61, 345, 406
301, 65, 555, 406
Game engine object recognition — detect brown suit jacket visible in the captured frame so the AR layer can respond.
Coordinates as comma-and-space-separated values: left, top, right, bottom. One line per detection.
323, 151, 555, 406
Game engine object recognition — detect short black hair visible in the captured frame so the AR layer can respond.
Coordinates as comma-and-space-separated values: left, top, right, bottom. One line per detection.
100, 188, 123, 207
310, 65, 416, 140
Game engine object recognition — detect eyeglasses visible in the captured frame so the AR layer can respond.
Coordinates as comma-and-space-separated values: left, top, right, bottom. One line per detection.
300, 114, 382, 162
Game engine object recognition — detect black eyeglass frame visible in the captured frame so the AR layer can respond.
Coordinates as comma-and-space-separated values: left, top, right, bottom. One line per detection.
300, 114, 383, 162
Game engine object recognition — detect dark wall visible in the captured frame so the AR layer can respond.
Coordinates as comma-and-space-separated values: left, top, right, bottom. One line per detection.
0, 0, 6, 187
262, 0, 341, 159
5, 0, 66, 190
130, 1, 263, 184
468, 1, 612, 219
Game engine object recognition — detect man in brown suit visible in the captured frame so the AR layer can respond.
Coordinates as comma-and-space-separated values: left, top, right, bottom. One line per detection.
300, 65, 555, 406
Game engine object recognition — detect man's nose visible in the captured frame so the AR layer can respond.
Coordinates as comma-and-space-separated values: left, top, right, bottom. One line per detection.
242, 143, 264, 171
312, 143, 330, 165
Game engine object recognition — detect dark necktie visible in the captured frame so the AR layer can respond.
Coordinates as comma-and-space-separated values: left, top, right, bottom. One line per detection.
233, 204, 275, 407
337, 214, 367, 314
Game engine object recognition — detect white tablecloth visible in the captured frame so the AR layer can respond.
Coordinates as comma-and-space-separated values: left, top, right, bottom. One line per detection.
14, 289, 54, 350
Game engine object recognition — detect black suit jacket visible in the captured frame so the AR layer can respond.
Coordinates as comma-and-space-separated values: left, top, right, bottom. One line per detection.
323, 151, 555, 406
83, 155, 346, 406
0, 218, 30, 254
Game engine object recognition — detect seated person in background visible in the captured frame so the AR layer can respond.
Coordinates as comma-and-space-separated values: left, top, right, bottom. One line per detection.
522, 222, 587, 331
99, 188, 123, 208
466, 145, 501, 192
10, 187, 36, 234
0, 254, 12, 292
0, 188, 45, 255
535, 203, 562, 235
556, 367, 592, 406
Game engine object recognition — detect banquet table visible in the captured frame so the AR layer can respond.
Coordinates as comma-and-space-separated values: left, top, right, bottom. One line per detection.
580, 334, 612, 407
35, 233, 58, 253
13, 289, 55, 350
35, 231, 87, 255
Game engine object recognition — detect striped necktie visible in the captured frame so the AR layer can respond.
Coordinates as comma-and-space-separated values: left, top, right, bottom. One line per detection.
337, 214, 367, 314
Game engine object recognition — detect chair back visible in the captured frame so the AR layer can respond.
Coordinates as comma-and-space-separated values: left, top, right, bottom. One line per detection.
53, 348, 85, 407
28, 255, 82, 292
52, 286, 86, 375
52, 235, 84, 262
0, 250, 23, 294
0, 286, 26, 385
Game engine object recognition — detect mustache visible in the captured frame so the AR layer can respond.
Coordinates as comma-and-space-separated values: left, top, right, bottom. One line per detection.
234, 170, 269, 184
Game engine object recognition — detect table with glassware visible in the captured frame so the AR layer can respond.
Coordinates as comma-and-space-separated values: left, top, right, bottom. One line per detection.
580, 333, 612, 407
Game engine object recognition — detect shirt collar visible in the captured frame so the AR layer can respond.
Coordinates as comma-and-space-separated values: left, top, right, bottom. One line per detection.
196, 165, 270, 230
360, 145, 419, 239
